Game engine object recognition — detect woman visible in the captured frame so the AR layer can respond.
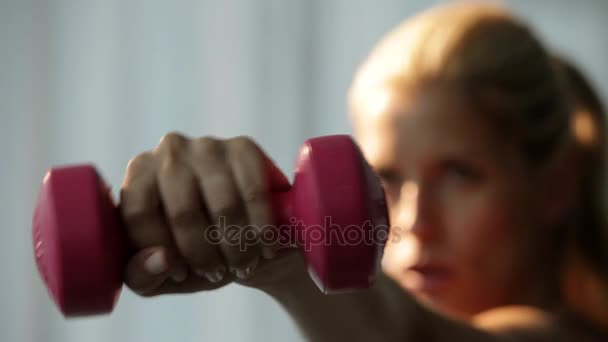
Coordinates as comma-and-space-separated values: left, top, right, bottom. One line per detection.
119, 3, 608, 341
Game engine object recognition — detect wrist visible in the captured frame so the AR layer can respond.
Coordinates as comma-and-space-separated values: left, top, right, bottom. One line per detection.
239, 249, 311, 295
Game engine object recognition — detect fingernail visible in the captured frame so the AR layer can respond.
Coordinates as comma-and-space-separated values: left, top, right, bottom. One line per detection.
234, 259, 258, 279
200, 265, 225, 283
210, 269, 226, 283
144, 250, 168, 275
235, 269, 247, 279
171, 264, 188, 282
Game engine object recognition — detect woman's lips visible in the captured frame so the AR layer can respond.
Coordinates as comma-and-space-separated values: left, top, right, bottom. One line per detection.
406, 265, 454, 293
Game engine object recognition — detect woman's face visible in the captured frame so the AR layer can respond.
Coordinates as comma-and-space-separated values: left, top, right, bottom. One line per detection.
353, 86, 544, 319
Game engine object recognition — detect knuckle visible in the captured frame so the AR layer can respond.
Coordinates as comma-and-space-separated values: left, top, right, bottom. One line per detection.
158, 152, 182, 173
227, 135, 258, 156
190, 136, 224, 158
125, 152, 155, 177
161, 131, 187, 145
156, 131, 188, 156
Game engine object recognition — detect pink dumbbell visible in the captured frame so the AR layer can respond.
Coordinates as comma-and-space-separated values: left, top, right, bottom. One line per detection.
32, 135, 389, 317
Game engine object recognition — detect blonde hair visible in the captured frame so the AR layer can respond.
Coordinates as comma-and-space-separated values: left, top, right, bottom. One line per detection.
349, 2, 608, 325
556, 56, 608, 327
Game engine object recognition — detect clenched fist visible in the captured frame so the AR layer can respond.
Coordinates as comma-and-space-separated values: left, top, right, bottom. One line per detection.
120, 132, 300, 296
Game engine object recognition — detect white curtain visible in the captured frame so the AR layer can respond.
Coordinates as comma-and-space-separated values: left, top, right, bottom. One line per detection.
1, 1, 606, 341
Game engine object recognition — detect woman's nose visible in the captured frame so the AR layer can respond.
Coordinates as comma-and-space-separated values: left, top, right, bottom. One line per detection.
391, 181, 439, 243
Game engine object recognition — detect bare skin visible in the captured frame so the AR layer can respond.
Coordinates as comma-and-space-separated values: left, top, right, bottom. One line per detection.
119, 87, 606, 341
354, 86, 566, 319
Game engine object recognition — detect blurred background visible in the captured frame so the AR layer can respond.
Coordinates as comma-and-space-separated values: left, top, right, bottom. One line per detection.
1, 0, 606, 341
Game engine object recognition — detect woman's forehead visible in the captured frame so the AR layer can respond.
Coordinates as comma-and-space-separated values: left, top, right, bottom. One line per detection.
353, 87, 506, 166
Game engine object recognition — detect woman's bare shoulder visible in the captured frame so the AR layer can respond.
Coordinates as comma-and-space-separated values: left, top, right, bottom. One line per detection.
473, 306, 608, 341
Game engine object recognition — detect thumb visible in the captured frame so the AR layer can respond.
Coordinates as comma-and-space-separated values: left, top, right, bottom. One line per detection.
124, 246, 184, 296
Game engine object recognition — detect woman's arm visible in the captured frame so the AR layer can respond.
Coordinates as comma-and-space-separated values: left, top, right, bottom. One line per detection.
256, 251, 494, 342
257, 252, 605, 342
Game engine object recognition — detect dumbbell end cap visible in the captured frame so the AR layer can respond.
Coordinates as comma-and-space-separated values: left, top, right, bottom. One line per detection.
33, 165, 125, 317
295, 135, 389, 292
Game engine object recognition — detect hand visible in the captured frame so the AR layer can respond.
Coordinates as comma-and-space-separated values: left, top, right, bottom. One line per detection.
120, 132, 300, 296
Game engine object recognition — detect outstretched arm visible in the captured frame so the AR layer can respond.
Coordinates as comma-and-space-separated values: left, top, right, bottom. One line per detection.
258, 251, 493, 342
259, 252, 605, 342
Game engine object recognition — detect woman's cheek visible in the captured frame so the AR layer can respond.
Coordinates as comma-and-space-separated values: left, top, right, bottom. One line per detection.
381, 225, 419, 286
448, 195, 520, 282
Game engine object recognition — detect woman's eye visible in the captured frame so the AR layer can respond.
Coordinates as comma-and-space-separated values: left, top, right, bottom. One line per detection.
444, 161, 482, 182
375, 170, 402, 201
376, 169, 401, 187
